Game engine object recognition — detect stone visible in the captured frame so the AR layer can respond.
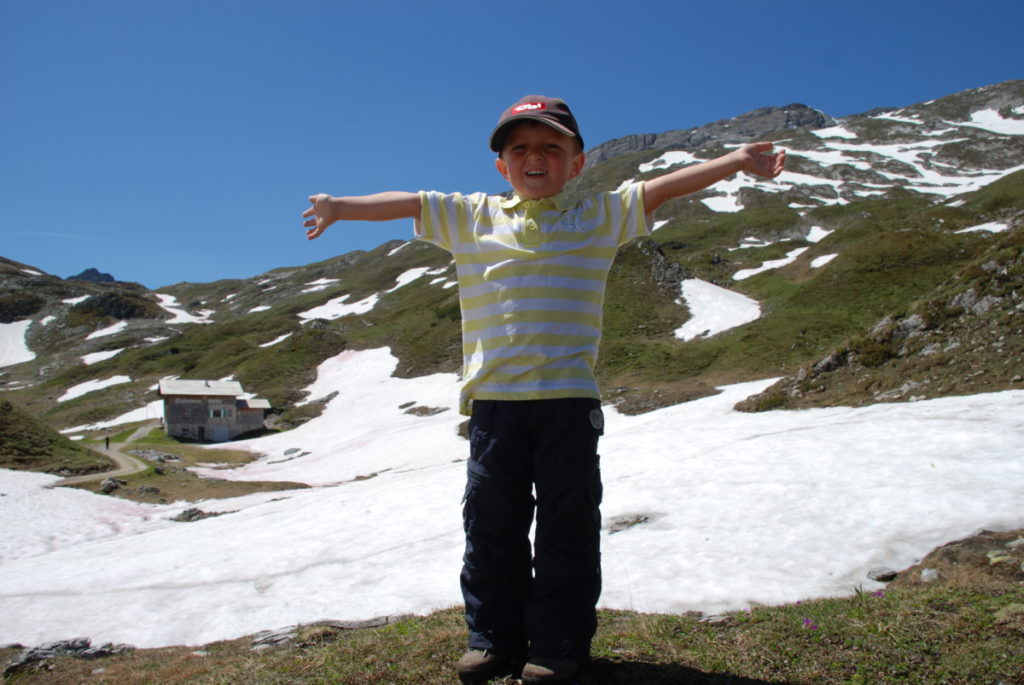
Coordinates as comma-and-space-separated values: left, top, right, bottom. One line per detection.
171, 507, 229, 523
607, 513, 656, 534
99, 478, 125, 494
867, 567, 898, 582
4, 638, 133, 676
250, 616, 413, 651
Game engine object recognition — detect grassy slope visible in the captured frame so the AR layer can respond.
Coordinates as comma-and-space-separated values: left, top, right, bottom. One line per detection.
738, 172, 1024, 411
0, 399, 113, 475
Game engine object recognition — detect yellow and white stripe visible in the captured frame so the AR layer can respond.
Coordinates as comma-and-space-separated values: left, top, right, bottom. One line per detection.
416, 183, 649, 414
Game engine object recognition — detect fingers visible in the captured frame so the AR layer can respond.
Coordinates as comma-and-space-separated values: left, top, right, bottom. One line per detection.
773, 149, 787, 176
744, 143, 785, 178
305, 221, 327, 240
303, 194, 328, 237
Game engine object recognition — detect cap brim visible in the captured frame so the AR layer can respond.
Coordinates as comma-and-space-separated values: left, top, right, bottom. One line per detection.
489, 116, 578, 153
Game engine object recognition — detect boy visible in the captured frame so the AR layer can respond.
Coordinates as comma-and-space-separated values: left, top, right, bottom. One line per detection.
303, 95, 785, 684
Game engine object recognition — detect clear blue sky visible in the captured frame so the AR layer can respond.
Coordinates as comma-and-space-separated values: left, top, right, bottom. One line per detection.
3, 0, 1021, 289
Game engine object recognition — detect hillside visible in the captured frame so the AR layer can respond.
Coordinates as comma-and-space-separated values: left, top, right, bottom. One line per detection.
1, 80, 1021, 443
0, 399, 112, 475
1, 80, 1023, 681
739, 179, 1024, 411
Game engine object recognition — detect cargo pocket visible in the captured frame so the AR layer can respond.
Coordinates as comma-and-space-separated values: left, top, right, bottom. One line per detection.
588, 406, 604, 436
462, 455, 488, 528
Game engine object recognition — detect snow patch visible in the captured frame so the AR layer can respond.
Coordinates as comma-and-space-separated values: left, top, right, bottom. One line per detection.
58, 376, 133, 403
301, 278, 340, 294
81, 348, 125, 366
811, 125, 857, 140
298, 293, 379, 321
806, 226, 832, 243
155, 294, 214, 324
0, 320, 35, 367
60, 399, 164, 433
387, 242, 411, 257
946, 108, 1024, 136
85, 321, 127, 340
734, 247, 809, 281
957, 221, 1010, 234
387, 267, 432, 292
675, 279, 760, 341
259, 333, 293, 348
638, 150, 700, 173
810, 254, 838, 268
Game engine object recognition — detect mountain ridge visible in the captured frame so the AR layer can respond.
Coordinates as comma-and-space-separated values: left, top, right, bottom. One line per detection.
583, 102, 834, 168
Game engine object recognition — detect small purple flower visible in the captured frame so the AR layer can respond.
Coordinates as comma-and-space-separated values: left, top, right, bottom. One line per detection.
802, 617, 819, 630
872, 590, 885, 598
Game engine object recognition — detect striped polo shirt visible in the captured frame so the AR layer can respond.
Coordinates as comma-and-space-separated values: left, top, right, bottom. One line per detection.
415, 183, 650, 414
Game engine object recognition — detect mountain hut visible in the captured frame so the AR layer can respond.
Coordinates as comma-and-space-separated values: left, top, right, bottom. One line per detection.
157, 379, 270, 442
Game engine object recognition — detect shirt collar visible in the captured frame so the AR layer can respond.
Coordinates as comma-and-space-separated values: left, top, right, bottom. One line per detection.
499, 190, 577, 212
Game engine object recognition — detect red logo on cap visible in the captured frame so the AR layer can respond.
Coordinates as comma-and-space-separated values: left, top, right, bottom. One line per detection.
512, 102, 547, 114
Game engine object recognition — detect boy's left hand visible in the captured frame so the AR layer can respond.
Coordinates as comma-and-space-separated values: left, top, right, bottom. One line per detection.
735, 142, 786, 179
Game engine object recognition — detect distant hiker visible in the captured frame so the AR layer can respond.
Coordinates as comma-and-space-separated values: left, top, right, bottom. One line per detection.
303, 94, 785, 684
105, 435, 110, 450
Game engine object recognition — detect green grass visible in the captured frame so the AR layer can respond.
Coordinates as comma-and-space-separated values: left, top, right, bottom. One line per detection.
0, 399, 113, 475
592, 206, 987, 411
5, 577, 1021, 684
62, 425, 307, 504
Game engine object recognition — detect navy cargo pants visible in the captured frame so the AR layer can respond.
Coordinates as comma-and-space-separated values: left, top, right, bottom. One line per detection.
461, 398, 604, 662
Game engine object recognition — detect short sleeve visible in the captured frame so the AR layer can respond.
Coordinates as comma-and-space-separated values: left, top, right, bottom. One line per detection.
612, 182, 651, 247
414, 190, 452, 251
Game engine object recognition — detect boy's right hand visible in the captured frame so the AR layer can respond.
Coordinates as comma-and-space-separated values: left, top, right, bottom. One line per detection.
302, 194, 336, 240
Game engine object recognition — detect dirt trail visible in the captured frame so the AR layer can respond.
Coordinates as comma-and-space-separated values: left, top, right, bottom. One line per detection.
52, 422, 159, 486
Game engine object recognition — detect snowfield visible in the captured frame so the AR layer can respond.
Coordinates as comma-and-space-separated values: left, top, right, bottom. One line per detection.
1, 345, 1022, 649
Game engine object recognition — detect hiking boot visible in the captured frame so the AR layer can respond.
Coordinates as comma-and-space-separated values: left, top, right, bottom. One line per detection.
521, 657, 579, 683
456, 649, 517, 683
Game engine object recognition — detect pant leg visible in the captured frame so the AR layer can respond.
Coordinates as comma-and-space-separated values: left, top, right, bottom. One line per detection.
461, 400, 533, 655
526, 398, 604, 661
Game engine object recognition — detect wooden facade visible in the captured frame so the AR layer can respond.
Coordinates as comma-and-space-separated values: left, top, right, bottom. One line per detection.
158, 379, 270, 442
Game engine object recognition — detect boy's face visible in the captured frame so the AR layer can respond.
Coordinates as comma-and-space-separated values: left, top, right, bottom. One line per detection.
495, 121, 585, 200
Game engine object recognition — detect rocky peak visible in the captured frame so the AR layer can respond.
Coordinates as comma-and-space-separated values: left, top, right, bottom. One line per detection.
584, 103, 834, 168
67, 268, 115, 283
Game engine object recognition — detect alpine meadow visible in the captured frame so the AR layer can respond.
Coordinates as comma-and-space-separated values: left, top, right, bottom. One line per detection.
2, 80, 1023, 684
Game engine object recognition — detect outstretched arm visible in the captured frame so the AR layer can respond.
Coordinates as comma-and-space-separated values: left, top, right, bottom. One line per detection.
643, 142, 785, 215
302, 191, 421, 240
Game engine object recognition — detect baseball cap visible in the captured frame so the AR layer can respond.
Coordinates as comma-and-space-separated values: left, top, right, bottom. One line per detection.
489, 95, 584, 153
